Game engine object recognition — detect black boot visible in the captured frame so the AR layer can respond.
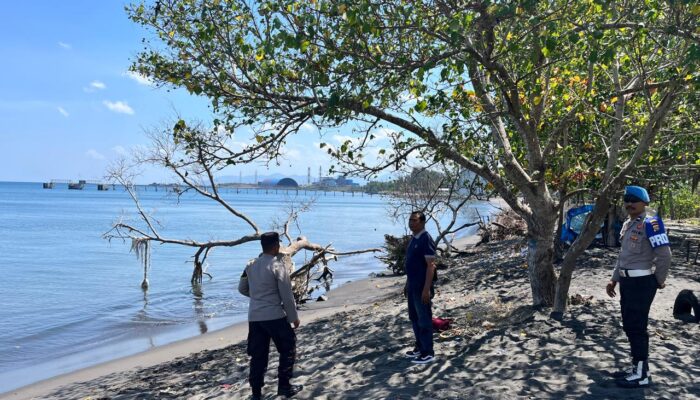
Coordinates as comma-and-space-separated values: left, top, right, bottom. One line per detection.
616, 360, 651, 388
611, 363, 635, 379
250, 387, 262, 400
277, 384, 303, 398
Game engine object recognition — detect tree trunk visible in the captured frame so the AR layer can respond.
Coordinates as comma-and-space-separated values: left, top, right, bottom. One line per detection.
522, 199, 558, 308
670, 190, 675, 219
553, 191, 567, 261
526, 218, 557, 307
606, 204, 617, 247
551, 197, 612, 318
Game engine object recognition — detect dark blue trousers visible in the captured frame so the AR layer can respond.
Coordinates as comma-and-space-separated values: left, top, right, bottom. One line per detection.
619, 275, 657, 363
407, 288, 434, 356
247, 318, 296, 392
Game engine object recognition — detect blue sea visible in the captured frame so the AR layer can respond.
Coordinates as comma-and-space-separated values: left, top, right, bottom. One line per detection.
0, 181, 498, 392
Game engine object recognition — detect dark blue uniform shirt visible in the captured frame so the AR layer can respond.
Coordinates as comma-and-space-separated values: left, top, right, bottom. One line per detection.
405, 230, 437, 291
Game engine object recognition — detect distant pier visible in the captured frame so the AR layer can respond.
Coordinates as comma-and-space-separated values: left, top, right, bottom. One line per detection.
42, 179, 113, 191
41, 181, 375, 196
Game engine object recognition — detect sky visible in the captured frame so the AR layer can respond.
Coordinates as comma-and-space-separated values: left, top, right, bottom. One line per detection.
0, 1, 372, 184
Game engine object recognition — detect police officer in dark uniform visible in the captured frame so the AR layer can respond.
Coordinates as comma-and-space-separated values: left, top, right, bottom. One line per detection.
605, 186, 671, 388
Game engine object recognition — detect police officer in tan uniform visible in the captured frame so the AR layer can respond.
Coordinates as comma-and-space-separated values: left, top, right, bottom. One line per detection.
606, 186, 671, 388
238, 232, 303, 399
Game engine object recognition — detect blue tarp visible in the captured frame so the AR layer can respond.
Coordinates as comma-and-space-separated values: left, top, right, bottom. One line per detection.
560, 205, 603, 243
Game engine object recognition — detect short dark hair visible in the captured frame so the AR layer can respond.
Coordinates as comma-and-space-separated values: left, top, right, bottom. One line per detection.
410, 211, 426, 223
260, 232, 280, 252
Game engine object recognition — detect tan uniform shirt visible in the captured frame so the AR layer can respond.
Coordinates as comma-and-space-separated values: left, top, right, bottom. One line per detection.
238, 254, 298, 323
611, 212, 671, 284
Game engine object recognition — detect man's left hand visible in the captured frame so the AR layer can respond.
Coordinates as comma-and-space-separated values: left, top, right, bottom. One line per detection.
421, 289, 430, 304
658, 282, 666, 289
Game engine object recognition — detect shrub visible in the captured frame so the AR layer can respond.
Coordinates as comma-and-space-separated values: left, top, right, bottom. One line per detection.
670, 187, 700, 219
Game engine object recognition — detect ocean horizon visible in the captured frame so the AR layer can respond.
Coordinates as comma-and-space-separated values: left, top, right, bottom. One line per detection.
0, 181, 498, 393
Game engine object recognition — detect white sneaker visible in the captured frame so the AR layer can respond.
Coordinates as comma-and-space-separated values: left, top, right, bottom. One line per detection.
411, 354, 435, 364
404, 348, 420, 358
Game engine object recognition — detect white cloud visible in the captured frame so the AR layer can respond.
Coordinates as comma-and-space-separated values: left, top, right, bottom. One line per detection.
124, 71, 154, 86
58, 41, 72, 50
57, 107, 69, 117
371, 127, 395, 140
332, 134, 356, 144
84, 80, 107, 93
300, 122, 318, 133
103, 100, 134, 115
112, 145, 128, 156
284, 148, 302, 160
86, 149, 105, 160
282, 143, 334, 168
315, 141, 337, 152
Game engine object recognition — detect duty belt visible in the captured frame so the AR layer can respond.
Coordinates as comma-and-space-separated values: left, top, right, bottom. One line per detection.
619, 269, 653, 278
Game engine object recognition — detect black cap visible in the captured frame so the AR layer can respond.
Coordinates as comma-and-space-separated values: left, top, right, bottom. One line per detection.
260, 232, 280, 246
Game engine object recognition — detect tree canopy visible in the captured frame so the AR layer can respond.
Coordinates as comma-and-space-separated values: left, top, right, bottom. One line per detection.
127, 0, 700, 314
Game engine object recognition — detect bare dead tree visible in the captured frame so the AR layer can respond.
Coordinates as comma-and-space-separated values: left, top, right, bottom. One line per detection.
103, 121, 381, 301
384, 163, 489, 255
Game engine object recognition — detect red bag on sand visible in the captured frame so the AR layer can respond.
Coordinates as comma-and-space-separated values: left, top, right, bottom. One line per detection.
432, 317, 453, 331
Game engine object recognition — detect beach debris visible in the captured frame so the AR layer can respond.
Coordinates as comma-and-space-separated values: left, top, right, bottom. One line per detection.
378, 234, 411, 275
654, 329, 669, 340
316, 295, 327, 302
570, 293, 594, 306
477, 208, 527, 243
482, 320, 495, 330
131, 238, 150, 290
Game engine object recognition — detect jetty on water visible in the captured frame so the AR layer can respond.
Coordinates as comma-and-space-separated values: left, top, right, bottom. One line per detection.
42, 180, 113, 191
40, 181, 376, 196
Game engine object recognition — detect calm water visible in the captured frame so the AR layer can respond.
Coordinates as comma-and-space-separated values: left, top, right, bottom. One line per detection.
0, 181, 497, 392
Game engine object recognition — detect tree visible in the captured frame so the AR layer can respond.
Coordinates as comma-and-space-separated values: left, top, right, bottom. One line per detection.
127, 0, 700, 315
384, 164, 487, 254
104, 122, 380, 302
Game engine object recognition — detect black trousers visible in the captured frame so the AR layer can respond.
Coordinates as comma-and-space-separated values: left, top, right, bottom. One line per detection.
619, 275, 657, 363
247, 318, 296, 391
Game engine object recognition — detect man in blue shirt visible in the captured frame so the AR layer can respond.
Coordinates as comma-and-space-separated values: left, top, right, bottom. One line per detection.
403, 211, 437, 364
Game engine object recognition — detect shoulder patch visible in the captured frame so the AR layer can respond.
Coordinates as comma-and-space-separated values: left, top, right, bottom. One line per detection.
645, 216, 669, 248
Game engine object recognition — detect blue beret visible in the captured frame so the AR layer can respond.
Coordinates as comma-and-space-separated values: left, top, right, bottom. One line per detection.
625, 185, 650, 203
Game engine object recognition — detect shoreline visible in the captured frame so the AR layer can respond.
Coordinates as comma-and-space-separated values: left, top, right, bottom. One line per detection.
0, 273, 406, 400
1, 225, 484, 399
0, 196, 503, 398
4, 236, 698, 398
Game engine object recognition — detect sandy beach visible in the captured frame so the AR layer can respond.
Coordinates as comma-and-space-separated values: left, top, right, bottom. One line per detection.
3, 237, 699, 399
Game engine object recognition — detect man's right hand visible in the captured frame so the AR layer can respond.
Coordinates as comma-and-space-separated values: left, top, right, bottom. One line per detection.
606, 281, 617, 298
292, 319, 300, 329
